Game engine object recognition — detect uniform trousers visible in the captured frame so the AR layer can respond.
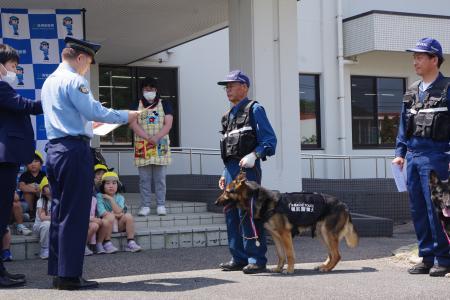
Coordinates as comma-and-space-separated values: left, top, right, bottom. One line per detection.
406, 150, 450, 266
0, 163, 19, 273
45, 137, 93, 277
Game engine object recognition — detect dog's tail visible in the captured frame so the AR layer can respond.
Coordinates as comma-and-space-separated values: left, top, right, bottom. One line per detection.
344, 215, 359, 248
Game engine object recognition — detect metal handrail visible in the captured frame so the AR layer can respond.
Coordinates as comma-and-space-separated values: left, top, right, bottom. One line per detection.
300, 153, 395, 179
99, 147, 395, 178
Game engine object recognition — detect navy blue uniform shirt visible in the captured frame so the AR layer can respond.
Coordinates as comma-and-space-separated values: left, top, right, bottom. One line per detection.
0, 81, 43, 164
395, 73, 450, 157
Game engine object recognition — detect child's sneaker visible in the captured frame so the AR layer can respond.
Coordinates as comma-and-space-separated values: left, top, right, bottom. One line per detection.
96, 243, 106, 254
2, 249, 12, 262
103, 241, 118, 254
22, 213, 30, 222
16, 224, 32, 236
125, 240, 142, 253
84, 245, 93, 256
40, 248, 49, 260
157, 206, 167, 216
138, 206, 150, 216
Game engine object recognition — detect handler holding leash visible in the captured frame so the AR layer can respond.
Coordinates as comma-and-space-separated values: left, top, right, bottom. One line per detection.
217, 70, 277, 274
393, 37, 450, 277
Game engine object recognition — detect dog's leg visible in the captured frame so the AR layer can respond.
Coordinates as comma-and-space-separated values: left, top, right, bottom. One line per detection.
271, 232, 286, 273
317, 226, 341, 272
265, 222, 285, 273
280, 229, 295, 274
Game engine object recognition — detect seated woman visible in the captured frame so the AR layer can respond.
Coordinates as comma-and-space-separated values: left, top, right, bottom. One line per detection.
96, 172, 142, 253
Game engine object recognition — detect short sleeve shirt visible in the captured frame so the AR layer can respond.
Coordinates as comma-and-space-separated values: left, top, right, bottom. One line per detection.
19, 170, 46, 185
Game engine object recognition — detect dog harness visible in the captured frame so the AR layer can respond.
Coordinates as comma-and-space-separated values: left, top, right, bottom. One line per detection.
268, 192, 327, 226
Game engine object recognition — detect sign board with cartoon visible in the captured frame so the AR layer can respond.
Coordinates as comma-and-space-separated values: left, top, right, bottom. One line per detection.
0, 8, 84, 164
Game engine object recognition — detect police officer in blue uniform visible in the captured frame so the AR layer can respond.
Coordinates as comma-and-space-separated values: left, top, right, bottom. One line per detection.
41, 37, 140, 290
0, 43, 43, 287
217, 70, 277, 274
393, 38, 450, 277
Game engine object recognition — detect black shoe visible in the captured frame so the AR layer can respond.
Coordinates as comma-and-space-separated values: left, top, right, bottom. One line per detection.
219, 261, 246, 271
3, 270, 25, 280
0, 275, 26, 288
243, 264, 267, 274
408, 262, 433, 274
53, 276, 99, 290
429, 265, 450, 277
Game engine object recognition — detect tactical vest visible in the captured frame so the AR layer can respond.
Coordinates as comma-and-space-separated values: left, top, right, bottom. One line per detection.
403, 77, 450, 141
220, 100, 257, 162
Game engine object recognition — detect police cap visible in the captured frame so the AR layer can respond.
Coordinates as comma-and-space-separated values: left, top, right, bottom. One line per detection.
64, 36, 101, 63
217, 70, 250, 87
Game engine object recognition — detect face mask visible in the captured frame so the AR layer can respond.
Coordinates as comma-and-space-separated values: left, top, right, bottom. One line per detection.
143, 91, 156, 101
2, 70, 17, 85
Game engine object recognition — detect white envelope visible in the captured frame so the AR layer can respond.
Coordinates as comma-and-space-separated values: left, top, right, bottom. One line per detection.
93, 123, 122, 136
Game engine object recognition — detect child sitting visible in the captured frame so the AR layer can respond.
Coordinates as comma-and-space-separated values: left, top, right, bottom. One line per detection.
12, 191, 32, 236
32, 177, 51, 259
94, 164, 108, 194
96, 172, 142, 253
85, 196, 108, 255
18, 150, 46, 219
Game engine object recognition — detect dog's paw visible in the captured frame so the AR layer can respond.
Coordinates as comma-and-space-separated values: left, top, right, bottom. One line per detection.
315, 265, 332, 272
285, 267, 295, 274
270, 267, 283, 273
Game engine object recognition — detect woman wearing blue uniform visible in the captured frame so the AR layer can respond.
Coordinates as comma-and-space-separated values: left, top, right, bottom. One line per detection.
0, 44, 43, 288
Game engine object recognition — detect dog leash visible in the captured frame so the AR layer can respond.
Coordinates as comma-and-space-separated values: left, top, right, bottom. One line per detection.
239, 196, 260, 247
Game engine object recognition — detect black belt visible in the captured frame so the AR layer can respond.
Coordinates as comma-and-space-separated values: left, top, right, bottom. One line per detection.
49, 135, 91, 144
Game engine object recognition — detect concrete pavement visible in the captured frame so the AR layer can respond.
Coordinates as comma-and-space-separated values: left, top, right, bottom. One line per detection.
1, 223, 449, 299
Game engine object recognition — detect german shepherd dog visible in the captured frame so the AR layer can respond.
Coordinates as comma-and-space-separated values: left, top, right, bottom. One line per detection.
429, 171, 450, 237
216, 172, 359, 274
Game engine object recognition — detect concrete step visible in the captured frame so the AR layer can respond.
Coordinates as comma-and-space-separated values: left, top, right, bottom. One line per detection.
9, 200, 227, 260
10, 224, 229, 260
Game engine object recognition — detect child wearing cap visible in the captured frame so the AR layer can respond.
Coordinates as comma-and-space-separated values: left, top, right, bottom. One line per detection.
18, 150, 46, 220
32, 177, 52, 259
96, 172, 142, 253
94, 164, 108, 193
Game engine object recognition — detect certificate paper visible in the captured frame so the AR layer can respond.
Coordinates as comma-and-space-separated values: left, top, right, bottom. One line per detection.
93, 122, 122, 136
391, 163, 407, 192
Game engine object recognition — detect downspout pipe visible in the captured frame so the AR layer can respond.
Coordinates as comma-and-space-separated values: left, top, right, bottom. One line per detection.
337, 0, 346, 154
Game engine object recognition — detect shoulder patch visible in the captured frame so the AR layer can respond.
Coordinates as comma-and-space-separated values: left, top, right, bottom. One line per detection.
79, 85, 89, 94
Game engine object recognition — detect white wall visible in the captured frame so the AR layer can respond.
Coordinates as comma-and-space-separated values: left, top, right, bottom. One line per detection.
343, 0, 450, 18
130, 29, 230, 149
98, 0, 450, 178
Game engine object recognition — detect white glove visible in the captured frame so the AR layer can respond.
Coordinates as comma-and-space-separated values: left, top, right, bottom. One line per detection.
239, 152, 257, 168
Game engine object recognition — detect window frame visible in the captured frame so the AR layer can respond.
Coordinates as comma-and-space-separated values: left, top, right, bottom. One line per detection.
350, 75, 406, 149
299, 73, 322, 150
98, 64, 180, 148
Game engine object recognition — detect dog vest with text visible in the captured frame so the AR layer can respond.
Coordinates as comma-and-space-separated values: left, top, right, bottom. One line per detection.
276, 192, 327, 226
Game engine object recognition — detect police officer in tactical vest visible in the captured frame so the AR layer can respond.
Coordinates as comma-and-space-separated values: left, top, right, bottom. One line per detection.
393, 38, 450, 277
217, 70, 277, 274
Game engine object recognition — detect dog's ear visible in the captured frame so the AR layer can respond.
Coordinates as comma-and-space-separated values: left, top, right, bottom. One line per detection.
245, 180, 260, 192
429, 170, 441, 186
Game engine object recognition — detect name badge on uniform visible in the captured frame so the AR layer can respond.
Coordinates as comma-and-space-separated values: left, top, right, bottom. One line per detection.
79, 85, 89, 94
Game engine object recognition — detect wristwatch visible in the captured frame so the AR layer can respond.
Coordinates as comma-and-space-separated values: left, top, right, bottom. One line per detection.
254, 151, 261, 159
